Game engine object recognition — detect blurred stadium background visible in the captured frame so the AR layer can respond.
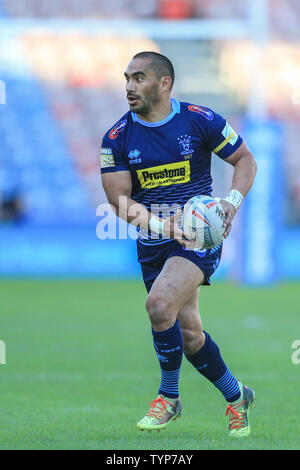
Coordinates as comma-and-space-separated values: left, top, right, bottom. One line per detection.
0, 0, 300, 284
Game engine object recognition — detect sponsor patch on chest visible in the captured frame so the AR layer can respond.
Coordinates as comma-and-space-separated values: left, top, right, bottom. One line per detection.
137, 161, 191, 189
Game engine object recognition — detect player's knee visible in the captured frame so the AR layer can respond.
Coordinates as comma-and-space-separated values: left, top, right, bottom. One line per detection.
145, 292, 169, 317
145, 292, 175, 331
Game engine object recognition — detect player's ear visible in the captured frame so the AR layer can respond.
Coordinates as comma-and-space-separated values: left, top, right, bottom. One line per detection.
160, 76, 172, 92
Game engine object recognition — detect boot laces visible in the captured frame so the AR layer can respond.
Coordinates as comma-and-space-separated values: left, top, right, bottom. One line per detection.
147, 397, 175, 419
225, 401, 246, 430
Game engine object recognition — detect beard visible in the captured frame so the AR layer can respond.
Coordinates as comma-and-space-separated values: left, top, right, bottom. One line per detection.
129, 84, 160, 116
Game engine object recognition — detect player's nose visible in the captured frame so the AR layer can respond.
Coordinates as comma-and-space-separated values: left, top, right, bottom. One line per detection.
126, 79, 136, 94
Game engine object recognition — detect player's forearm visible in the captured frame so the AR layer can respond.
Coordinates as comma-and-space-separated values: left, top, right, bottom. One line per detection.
101, 172, 152, 231
230, 151, 257, 198
111, 194, 170, 236
110, 194, 151, 232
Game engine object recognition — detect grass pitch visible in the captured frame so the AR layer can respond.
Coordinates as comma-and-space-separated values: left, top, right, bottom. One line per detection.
0, 279, 299, 450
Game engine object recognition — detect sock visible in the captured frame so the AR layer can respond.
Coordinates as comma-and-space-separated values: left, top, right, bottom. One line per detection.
185, 331, 241, 402
152, 319, 183, 399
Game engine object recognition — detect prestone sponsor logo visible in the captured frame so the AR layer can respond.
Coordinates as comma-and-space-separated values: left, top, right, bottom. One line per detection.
137, 161, 190, 189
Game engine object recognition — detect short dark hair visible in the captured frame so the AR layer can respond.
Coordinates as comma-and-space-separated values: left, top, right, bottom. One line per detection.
132, 51, 175, 90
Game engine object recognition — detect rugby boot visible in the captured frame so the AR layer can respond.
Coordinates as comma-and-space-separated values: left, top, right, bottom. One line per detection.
225, 380, 256, 437
137, 394, 182, 432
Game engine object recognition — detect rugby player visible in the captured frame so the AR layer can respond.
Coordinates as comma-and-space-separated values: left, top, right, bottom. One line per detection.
100, 52, 257, 437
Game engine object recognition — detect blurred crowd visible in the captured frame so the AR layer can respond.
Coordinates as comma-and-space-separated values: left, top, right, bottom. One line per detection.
0, 0, 300, 225
1, 0, 300, 40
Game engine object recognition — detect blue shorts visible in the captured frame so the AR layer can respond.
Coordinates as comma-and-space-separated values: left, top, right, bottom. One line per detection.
137, 239, 222, 293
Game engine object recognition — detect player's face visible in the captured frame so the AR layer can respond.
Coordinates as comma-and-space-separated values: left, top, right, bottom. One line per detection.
124, 59, 161, 116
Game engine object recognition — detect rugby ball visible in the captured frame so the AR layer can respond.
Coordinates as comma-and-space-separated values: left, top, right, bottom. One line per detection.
182, 195, 225, 249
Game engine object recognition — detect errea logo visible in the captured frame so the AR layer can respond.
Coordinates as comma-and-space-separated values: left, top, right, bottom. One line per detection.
128, 149, 142, 164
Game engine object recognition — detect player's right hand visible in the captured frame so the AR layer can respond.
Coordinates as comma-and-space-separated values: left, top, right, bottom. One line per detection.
219, 199, 237, 239
163, 209, 196, 249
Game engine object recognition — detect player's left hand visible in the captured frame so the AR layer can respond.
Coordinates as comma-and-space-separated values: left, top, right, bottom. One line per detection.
163, 209, 196, 249
219, 200, 237, 239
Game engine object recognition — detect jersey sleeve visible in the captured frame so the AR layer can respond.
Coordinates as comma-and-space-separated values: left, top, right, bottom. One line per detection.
100, 134, 130, 174
206, 111, 243, 159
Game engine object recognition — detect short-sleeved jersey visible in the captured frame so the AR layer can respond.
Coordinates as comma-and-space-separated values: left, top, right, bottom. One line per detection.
100, 98, 242, 245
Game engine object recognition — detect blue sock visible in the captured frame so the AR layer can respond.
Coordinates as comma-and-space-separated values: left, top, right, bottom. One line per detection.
152, 319, 183, 399
185, 331, 241, 402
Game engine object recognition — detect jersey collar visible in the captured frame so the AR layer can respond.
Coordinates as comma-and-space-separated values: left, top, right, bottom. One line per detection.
131, 98, 180, 127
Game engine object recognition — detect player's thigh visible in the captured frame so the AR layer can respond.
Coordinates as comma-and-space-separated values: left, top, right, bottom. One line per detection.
146, 256, 205, 328
177, 289, 205, 354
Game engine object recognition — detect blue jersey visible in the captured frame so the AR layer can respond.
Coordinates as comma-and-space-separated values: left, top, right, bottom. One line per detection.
100, 98, 242, 245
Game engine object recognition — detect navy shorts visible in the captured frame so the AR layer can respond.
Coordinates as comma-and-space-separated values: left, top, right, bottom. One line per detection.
137, 239, 222, 293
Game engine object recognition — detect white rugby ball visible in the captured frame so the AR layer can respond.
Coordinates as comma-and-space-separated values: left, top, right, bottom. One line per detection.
183, 195, 225, 249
